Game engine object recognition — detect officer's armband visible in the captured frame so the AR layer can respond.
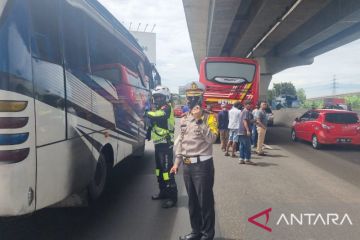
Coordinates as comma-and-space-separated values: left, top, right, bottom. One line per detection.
206, 114, 219, 136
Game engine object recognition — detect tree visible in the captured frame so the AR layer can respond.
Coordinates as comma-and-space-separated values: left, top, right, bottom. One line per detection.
344, 95, 360, 110
303, 99, 323, 109
267, 89, 276, 104
273, 82, 296, 96
297, 88, 306, 103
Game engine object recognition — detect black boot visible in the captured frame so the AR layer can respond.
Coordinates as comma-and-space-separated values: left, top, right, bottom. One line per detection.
162, 199, 177, 208
179, 233, 202, 240
151, 193, 166, 200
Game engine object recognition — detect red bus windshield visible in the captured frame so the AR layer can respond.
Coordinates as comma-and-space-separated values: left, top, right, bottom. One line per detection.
206, 62, 256, 84
199, 57, 260, 112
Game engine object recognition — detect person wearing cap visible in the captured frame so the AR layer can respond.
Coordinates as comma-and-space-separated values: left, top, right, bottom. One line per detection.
170, 81, 218, 240
217, 103, 229, 152
145, 85, 177, 208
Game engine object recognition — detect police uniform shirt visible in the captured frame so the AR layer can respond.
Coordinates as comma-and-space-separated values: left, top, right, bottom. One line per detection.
174, 111, 218, 165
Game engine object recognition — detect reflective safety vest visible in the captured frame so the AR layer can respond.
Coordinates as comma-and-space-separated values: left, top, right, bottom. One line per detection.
147, 104, 175, 145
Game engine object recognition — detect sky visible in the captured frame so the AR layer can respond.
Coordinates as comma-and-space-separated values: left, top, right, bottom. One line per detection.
272, 39, 360, 98
98, 0, 198, 94
98, 0, 360, 99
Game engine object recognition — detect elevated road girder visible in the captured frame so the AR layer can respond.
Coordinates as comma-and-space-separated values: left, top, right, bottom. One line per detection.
183, 0, 360, 100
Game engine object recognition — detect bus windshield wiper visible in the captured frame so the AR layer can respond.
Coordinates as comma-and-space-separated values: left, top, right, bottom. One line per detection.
213, 77, 248, 84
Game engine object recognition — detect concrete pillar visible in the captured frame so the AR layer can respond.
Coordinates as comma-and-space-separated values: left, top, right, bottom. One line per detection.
255, 57, 272, 102
259, 74, 272, 102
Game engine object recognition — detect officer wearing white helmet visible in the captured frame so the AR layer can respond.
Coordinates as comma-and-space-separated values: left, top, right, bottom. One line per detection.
170, 82, 218, 240
145, 85, 177, 208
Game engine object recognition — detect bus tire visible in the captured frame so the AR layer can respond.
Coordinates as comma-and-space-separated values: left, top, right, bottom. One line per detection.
88, 152, 108, 202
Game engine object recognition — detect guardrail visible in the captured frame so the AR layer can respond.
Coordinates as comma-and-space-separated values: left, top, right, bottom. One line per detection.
273, 108, 360, 128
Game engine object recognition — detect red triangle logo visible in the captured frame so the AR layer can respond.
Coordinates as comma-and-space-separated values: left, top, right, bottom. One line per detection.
248, 208, 272, 232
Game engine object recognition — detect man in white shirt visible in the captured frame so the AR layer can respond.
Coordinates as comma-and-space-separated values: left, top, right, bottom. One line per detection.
251, 103, 260, 148
225, 101, 242, 157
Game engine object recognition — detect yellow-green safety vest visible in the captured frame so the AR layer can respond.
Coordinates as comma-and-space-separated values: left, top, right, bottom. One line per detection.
147, 104, 175, 144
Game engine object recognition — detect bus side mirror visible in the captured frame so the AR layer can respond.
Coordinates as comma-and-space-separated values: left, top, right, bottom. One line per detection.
152, 64, 161, 87
154, 72, 161, 86
295, 117, 299, 122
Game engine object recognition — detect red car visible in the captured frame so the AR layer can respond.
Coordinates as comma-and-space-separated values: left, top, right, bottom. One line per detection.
174, 105, 184, 118
291, 109, 360, 149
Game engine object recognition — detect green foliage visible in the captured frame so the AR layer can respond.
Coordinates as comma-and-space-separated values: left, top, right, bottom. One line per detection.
267, 82, 298, 106
267, 89, 276, 103
301, 95, 360, 110
344, 94, 360, 110
302, 99, 323, 109
297, 88, 306, 103
273, 82, 297, 96
267, 81, 360, 110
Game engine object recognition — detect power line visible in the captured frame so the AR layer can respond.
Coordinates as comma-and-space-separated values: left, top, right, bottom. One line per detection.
332, 75, 337, 96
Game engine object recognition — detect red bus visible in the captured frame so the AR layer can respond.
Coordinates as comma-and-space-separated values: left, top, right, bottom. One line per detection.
199, 57, 260, 112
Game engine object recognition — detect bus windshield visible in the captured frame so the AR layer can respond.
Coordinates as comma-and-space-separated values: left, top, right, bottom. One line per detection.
205, 62, 256, 85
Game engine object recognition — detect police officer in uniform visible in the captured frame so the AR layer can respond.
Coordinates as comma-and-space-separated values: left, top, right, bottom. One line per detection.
146, 86, 177, 208
170, 82, 218, 240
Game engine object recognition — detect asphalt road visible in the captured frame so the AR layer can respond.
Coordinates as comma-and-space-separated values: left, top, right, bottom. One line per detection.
1, 121, 360, 240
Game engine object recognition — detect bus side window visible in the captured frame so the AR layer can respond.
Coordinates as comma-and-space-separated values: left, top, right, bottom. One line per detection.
30, 0, 61, 65
92, 68, 122, 85
126, 69, 141, 88
62, 2, 90, 74
137, 61, 148, 89
0, 0, 32, 96
28, 0, 68, 147
87, 14, 122, 87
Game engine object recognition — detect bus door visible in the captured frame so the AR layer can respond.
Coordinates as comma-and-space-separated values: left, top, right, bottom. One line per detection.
29, 0, 73, 209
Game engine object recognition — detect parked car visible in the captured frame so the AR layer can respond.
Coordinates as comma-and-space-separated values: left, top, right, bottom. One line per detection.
265, 107, 274, 126
174, 105, 184, 117
291, 109, 360, 149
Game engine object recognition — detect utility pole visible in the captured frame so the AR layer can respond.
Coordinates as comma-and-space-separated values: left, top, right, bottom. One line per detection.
332, 75, 337, 96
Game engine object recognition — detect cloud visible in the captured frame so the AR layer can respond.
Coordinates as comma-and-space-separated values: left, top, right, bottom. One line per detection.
98, 0, 199, 93
273, 39, 360, 98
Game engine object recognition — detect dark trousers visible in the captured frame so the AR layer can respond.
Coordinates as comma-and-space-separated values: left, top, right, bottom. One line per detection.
251, 124, 258, 147
155, 143, 177, 201
238, 135, 251, 160
183, 159, 215, 240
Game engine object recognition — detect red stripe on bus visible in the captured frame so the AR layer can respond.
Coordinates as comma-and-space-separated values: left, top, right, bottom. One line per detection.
0, 117, 29, 129
0, 148, 30, 164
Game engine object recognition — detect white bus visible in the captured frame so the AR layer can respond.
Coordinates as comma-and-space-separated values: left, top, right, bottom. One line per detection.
0, 0, 158, 216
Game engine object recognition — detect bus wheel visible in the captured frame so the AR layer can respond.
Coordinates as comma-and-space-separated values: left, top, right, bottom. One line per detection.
88, 152, 108, 201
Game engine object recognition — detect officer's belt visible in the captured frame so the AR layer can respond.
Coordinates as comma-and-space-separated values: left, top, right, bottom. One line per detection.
183, 155, 212, 164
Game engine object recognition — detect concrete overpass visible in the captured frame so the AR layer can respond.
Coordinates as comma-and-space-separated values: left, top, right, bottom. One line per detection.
182, 0, 360, 100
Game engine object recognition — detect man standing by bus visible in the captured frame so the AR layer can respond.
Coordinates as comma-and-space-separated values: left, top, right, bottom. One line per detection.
146, 86, 177, 208
256, 101, 268, 156
238, 100, 256, 165
170, 81, 218, 240
251, 103, 260, 148
217, 103, 229, 152
225, 101, 242, 157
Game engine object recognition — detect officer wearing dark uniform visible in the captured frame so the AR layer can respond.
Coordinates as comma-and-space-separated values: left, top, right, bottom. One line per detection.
171, 82, 218, 240
146, 85, 177, 208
